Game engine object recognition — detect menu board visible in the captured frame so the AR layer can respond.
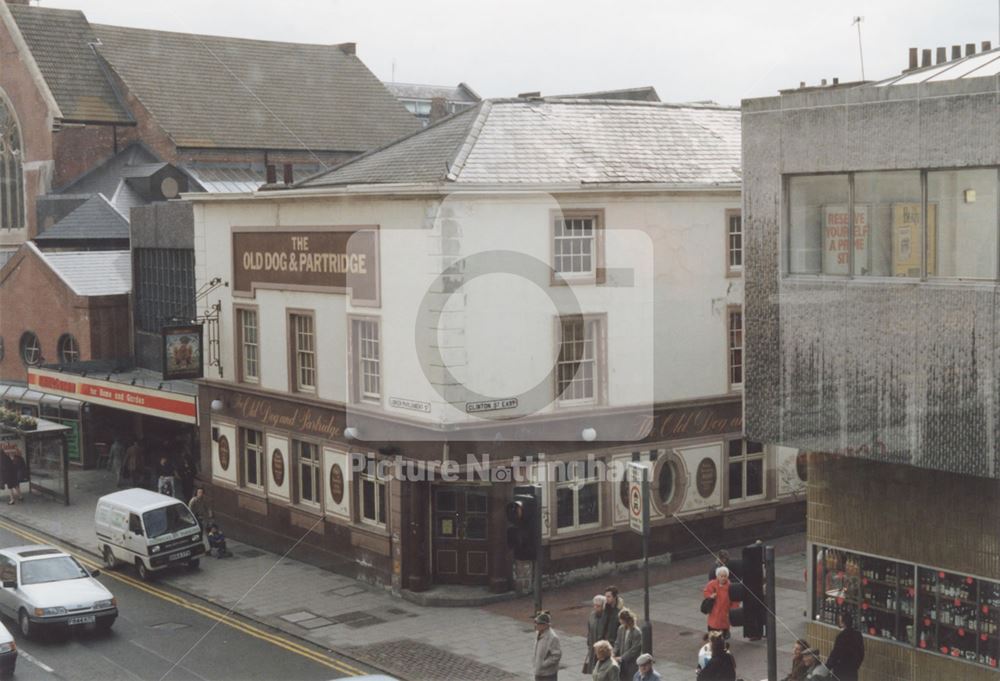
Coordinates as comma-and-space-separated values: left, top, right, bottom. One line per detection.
814, 545, 1000, 670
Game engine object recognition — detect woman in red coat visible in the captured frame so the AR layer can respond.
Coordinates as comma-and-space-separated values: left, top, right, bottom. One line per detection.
703, 566, 740, 639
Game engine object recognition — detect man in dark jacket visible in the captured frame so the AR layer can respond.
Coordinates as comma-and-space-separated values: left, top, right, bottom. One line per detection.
599, 586, 623, 643
826, 611, 864, 681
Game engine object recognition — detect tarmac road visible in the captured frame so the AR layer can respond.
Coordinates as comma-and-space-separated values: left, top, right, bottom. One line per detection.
0, 522, 375, 681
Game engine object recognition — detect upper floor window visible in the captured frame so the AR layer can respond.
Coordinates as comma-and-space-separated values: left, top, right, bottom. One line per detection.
289, 312, 316, 393
0, 99, 23, 232
19, 332, 40, 366
556, 315, 603, 405
237, 308, 259, 383
787, 169, 999, 280
728, 307, 743, 391
58, 334, 79, 365
726, 209, 743, 275
351, 318, 381, 403
553, 211, 604, 283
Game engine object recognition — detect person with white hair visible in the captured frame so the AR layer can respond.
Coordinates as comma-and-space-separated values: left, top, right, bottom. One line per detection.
584, 594, 608, 673
703, 565, 740, 639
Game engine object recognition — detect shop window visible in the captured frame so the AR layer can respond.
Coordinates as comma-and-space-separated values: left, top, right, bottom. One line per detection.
928, 169, 998, 279
553, 211, 602, 281
727, 439, 764, 502
555, 459, 601, 532
358, 455, 386, 526
787, 174, 850, 274
726, 209, 742, 275
557, 316, 603, 405
19, 331, 40, 366
0, 98, 24, 232
289, 313, 316, 393
57, 334, 79, 365
237, 309, 259, 383
351, 318, 381, 403
852, 171, 922, 277
240, 428, 264, 491
293, 440, 321, 507
727, 307, 743, 391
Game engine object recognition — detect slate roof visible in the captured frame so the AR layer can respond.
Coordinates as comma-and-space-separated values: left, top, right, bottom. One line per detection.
34, 194, 129, 243
300, 99, 741, 188
6, 5, 132, 124
554, 86, 661, 102
91, 24, 420, 152
56, 143, 160, 197
183, 163, 324, 193
384, 82, 480, 103
30, 244, 131, 296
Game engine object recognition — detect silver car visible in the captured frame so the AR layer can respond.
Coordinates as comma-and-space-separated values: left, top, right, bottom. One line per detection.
0, 545, 117, 638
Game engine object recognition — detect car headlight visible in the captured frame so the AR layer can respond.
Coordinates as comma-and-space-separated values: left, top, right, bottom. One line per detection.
151, 544, 162, 554
34, 607, 67, 617
94, 598, 115, 610
0, 642, 14, 653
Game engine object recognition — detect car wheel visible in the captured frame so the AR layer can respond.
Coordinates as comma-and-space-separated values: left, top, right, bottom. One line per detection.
103, 545, 118, 570
18, 609, 32, 639
187, 558, 200, 570
136, 559, 151, 581
96, 615, 116, 633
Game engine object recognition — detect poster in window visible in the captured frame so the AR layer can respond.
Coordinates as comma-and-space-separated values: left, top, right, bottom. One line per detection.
161, 325, 204, 380
892, 203, 937, 277
822, 205, 870, 275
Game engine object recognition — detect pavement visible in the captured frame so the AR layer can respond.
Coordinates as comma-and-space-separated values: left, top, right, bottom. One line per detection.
1, 469, 809, 681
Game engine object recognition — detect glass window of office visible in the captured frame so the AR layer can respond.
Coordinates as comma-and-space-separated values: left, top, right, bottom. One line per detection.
852, 171, 922, 277
787, 174, 851, 275
928, 169, 998, 279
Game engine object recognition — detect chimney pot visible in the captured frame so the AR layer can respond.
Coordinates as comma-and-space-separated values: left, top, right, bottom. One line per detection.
265, 164, 276, 185
908, 48, 918, 70
983, 41, 992, 52
428, 97, 449, 125
921, 49, 932, 67
517, 91, 541, 99
832, 77, 839, 85
820, 78, 827, 86
799, 81, 806, 88
952, 45, 962, 60
936, 47, 946, 64
283, 163, 293, 185
965, 43, 976, 56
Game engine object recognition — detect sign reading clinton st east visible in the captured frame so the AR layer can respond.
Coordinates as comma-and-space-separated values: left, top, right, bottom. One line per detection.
232, 227, 379, 304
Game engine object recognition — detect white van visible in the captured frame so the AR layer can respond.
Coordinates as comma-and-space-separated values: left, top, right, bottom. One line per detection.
95, 489, 205, 580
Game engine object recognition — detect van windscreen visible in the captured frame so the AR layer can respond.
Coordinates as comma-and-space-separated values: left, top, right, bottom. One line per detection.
142, 503, 198, 539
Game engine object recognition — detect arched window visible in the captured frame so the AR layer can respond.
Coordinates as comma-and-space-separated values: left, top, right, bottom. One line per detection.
58, 334, 79, 364
0, 97, 23, 231
19, 332, 40, 366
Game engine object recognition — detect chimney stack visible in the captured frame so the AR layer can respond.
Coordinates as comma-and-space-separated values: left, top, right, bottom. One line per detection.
832, 77, 839, 85
952, 45, 962, 60
265, 164, 277, 185
283, 163, 293, 185
908, 47, 918, 70
820, 78, 827, 86
799, 81, 806, 89
936, 47, 946, 64
921, 49, 932, 67
983, 41, 993, 52
428, 97, 448, 125
336, 43, 356, 56
965, 43, 976, 56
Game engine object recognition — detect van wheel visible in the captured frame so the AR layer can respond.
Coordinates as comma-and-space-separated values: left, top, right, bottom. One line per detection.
136, 559, 151, 581
186, 558, 200, 570
102, 545, 118, 570
18, 609, 32, 638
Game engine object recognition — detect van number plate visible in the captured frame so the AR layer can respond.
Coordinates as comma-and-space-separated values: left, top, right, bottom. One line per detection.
169, 550, 191, 561
68, 615, 96, 625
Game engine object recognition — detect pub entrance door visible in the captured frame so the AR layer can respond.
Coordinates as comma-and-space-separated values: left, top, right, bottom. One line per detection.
432, 485, 489, 585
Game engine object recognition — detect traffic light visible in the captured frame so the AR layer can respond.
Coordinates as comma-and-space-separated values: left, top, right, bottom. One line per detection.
739, 543, 766, 639
506, 487, 538, 561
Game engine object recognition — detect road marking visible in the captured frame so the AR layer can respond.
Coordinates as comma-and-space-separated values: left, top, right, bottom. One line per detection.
0, 519, 364, 677
19, 648, 55, 673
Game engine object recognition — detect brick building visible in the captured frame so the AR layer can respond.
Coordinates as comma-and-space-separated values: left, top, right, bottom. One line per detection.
743, 44, 1000, 679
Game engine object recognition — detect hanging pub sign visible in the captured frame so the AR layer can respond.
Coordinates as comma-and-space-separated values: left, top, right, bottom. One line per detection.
161, 324, 204, 380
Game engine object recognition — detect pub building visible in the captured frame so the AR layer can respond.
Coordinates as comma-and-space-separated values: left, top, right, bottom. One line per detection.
193, 97, 805, 594
743, 44, 1000, 678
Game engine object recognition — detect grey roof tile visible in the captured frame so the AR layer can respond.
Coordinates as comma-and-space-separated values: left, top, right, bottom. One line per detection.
384, 82, 480, 103
35, 194, 129, 242
302, 99, 741, 188
91, 24, 421, 152
32, 245, 131, 296
8, 5, 132, 124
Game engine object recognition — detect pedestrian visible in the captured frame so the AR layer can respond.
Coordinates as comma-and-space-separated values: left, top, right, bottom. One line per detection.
10, 452, 25, 503
156, 454, 177, 497
826, 611, 864, 681
123, 439, 142, 487
0, 451, 17, 505
708, 549, 730, 581
584, 594, 606, 673
189, 487, 213, 528
698, 632, 736, 681
590, 640, 619, 681
109, 436, 126, 485
781, 639, 814, 681
207, 524, 232, 558
177, 452, 196, 502
703, 566, 740, 639
612, 609, 641, 681
634, 653, 661, 681
600, 585, 623, 643
532, 611, 562, 681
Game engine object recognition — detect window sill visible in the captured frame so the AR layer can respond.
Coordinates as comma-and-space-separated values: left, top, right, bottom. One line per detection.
291, 502, 323, 517
355, 519, 390, 536
237, 485, 267, 499
551, 525, 612, 541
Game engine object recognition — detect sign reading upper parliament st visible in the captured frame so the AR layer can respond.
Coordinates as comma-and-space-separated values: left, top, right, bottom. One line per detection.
232, 227, 380, 305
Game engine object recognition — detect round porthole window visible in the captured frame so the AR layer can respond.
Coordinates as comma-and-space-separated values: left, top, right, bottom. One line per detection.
658, 460, 676, 505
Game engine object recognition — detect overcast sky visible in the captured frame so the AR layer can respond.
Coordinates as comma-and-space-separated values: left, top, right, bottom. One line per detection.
42, 0, 1000, 105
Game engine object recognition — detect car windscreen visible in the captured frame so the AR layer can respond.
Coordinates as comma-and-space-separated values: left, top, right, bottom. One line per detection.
142, 503, 198, 539
20, 556, 89, 585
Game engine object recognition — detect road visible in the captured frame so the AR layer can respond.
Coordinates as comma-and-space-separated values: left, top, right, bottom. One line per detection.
0, 522, 376, 681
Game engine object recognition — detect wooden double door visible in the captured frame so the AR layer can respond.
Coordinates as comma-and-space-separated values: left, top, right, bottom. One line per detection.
432, 485, 490, 585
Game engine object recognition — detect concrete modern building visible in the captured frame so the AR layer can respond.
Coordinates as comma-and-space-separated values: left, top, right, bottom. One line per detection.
743, 43, 1000, 679
383, 82, 480, 126
190, 97, 805, 593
